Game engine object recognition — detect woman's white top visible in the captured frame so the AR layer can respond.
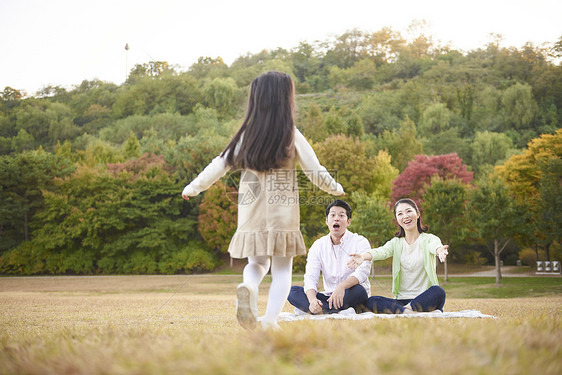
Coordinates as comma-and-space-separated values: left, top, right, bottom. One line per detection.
397, 236, 429, 299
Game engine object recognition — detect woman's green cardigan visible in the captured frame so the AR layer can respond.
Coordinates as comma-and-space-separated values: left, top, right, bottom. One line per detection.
367, 233, 443, 298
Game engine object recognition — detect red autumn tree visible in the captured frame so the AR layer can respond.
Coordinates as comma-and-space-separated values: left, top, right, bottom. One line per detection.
391, 153, 473, 204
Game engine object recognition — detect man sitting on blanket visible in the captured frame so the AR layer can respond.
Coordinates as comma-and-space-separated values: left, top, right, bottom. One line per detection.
287, 199, 372, 315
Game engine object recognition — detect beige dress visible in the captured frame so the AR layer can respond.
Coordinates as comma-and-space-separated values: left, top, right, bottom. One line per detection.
182, 129, 343, 258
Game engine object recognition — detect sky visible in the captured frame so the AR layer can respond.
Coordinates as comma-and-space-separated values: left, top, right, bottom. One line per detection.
1, 0, 561, 95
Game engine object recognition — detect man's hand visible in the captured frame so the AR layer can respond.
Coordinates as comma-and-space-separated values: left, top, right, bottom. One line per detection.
308, 298, 323, 314
328, 284, 346, 310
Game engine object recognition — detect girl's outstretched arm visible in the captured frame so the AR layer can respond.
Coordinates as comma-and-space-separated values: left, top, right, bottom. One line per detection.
294, 129, 344, 196
182, 155, 231, 199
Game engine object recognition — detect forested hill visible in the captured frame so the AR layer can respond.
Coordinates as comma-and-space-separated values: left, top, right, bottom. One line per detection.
1, 29, 561, 275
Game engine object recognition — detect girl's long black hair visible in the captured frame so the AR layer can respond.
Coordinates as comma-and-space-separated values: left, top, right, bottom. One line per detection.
222, 71, 295, 171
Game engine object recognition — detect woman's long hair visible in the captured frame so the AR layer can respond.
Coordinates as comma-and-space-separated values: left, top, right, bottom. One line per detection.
222, 71, 295, 171
393, 198, 428, 237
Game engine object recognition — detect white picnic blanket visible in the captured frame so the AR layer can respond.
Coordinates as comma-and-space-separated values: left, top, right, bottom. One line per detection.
270, 309, 495, 322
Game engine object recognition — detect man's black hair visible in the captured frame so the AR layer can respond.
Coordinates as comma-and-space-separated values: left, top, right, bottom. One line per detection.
326, 199, 352, 219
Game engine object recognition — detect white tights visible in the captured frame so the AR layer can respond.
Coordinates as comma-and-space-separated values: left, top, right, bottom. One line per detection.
243, 256, 293, 324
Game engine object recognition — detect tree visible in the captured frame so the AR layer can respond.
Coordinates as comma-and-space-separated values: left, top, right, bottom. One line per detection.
364, 27, 404, 65
0, 86, 24, 111
83, 139, 121, 166
376, 115, 423, 171
324, 106, 347, 136
391, 153, 473, 204
467, 177, 525, 284
418, 103, 452, 137
422, 127, 470, 160
202, 77, 239, 117
46, 102, 80, 144
291, 41, 322, 84
188, 56, 228, 80
350, 192, 394, 247
113, 74, 203, 118
166, 132, 228, 183
324, 29, 367, 69
359, 91, 403, 135
10, 129, 34, 153
471, 85, 502, 133
123, 132, 141, 159
1, 86, 24, 102
313, 135, 389, 195
369, 150, 399, 199
197, 181, 238, 262
422, 178, 470, 280
500, 83, 538, 145
536, 158, 562, 257
328, 58, 378, 90
127, 61, 174, 81
496, 129, 562, 260
471, 131, 514, 175
300, 103, 326, 142
0, 149, 74, 251
346, 112, 364, 138
14, 100, 50, 147
1, 154, 201, 275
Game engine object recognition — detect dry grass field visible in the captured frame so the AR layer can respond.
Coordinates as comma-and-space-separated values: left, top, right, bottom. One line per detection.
1, 275, 561, 375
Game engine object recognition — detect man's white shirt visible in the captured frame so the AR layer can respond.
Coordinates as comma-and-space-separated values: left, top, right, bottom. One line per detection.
303, 230, 372, 296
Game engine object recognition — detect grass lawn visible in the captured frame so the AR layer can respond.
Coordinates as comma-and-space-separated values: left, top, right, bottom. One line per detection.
1, 275, 561, 375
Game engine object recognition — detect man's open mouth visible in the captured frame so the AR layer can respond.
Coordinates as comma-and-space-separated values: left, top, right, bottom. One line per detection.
333, 224, 340, 229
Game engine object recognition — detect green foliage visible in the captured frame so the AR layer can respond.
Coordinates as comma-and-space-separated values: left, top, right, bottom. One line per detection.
10, 128, 34, 153
0, 154, 204, 275
313, 135, 385, 195
166, 131, 229, 182
358, 91, 403, 135
496, 129, 562, 259
375, 115, 423, 171
350, 192, 395, 247
422, 177, 471, 262
300, 103, 326, 142
46, 102, 80, 144
501, 83, 537, 132
467, 177, 524, 246
83, 138, 121, 166
202, 77, 240, 117
418, 102, 452, 136
466, 176, 527, 282
188, 56, 228, 80
113, 73, 202, 118
324, 106, 347, 135
0, 148, 74, 252
197, 181, 238, 253
123, 131, 141, 159
471, 131, 514, 175
536, 157, 562, 254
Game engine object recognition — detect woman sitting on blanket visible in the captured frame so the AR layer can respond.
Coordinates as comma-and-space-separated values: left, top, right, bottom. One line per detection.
348, 198, 448, 314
